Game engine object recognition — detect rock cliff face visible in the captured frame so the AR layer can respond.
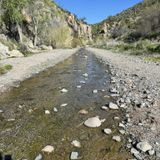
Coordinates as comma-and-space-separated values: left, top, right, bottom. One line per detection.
0, 0, 92, 59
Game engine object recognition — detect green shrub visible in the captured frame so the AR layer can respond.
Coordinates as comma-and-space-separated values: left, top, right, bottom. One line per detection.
0, 64, 13, 75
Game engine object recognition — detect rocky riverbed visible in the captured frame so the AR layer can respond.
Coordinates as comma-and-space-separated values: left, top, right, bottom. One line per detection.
88, 48, 160, 160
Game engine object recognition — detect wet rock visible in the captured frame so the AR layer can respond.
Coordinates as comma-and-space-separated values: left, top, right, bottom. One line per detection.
70, 152, 79, 160
84, 116, 102, 128
45, 110, 50, 115
148, 149, 155, 156
104, 128, 112, 135
112, 136, 121, 142
79, 80, 86, 84
7, 118, 15, 122
71, 140, 81, 148
136, 142, 152, 152
82, 73, 88, 77
53, 107, 58, 112
93, 90, 98, 94
35, 154, 43, 160
60, 88, 68, 93
79, 109, 88, 115
60, 103, 68, 107
109, 102, 119, 110
76, 85, 81, 89
42, 145, 54, 153
101, 106, 108, 111
119, 130, 125, 135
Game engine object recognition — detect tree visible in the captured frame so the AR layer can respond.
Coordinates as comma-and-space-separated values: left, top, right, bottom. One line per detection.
2, 0, 28, 42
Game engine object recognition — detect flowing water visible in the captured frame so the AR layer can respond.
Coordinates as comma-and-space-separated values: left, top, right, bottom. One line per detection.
0, 49, 131, 160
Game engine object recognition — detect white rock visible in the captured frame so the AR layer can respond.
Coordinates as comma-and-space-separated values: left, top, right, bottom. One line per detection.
71, 140, 81, 148
148, 149, 155, 156
104, 128, 112, 135
53, 107, 58, 112
119, 123, 125, 128
120, 104, 127, 109
60, 88, 68, 93
136, 142, 152, 152
93, 90, 98, 94
82, 73, 88, 77
109, 102, 119, 110
7, 118, 15, 122
70, 152, 79, 160
45, 110, 50, 114
84, 116, 101, 128
114, 117, 120, 120
60, 103, 68, 107
0, 110, 3, 113
42, 145, 54, 153
112, 136, 121, 142
35, 154, 43, 160
119, 130, 126, 135
76, 85, 81, 89
79, 81, 86, 84
101, 106, 108, 110
78, 109, 88, 115
9, 50, 24, 58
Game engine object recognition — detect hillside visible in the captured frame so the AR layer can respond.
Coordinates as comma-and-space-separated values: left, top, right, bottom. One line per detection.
92, 0, 160, 43
0, 0, 92, 59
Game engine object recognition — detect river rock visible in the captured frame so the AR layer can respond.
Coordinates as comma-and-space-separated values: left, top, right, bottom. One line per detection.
136, 141, 152, 152
109, 102, 119, 110
76, 85, 81, 89
93, 90, 98, 93
45, 110, 50, 114
84, 116, 101, 128
35, 154, 43, 160
60, 103, 68, 107
70, 152, 79, 160
104, 128, 112, 135
53, 107, 58, 112
83, 73, 88, 77
42, 145, 54, 153
60, 88, 68, 93
79, 109, 88, 115
112, 136, 121, 142
101, 106, 108, 110
71, 140, 81, 148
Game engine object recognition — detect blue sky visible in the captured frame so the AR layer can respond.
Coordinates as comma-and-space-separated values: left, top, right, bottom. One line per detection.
54, 0, 143, 24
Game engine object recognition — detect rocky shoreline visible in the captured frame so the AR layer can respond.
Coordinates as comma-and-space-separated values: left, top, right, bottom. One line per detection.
88, 48, 160, 160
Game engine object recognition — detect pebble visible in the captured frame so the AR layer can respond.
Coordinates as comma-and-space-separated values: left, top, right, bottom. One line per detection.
76, 85, 82, 89
114, 117, 120, 120
79, 109, 88, 115
119, 130, 125, 135
119, 123, 125, 128
112, 136, 121, 142
136, 141, 152, 152
101, 106, 108, 110
93, 90, 98, 93
70, 152, 79, 160
84, 116, 102, 128
53, 107, 58, 112
71, 140, 81, 148
42, 145, 54, 153
45, 110, 50, 115
7, 118, 15, 122
148, 149, 155, 156
82, 73, 88, 77
79, 80, 86, 84
0, 110, 3, 113
109, 102, 119, 110
60, 103, 68, 107
104, 128, 112, 135
35, 154, 43, 160
60, 88, 68, 93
